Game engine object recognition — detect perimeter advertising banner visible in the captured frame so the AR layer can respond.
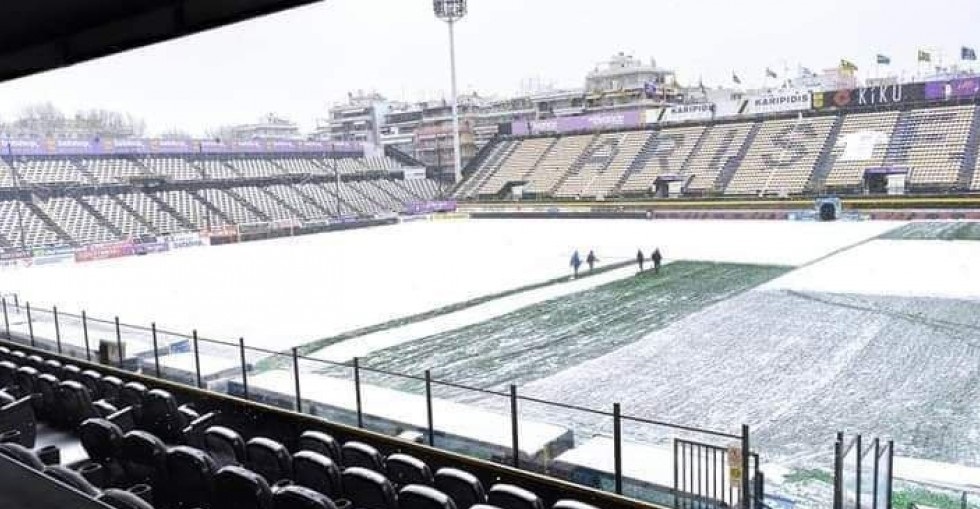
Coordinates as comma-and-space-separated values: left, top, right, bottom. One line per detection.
743, 89, 812, 115
925, 77, 980, 101
405, 200, 458, 215
660, 103, 715, 123
511, 111, 643, 135
813, 83, 926, 111
74, 241, 135, 263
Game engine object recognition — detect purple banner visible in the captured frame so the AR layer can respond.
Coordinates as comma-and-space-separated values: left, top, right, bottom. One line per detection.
2, 137, 365, 157
405, 200, 458, 215
512, 111, 643, 136
74, 241, 135, 263
925, 78, 980, 101
864, 166, 909, 175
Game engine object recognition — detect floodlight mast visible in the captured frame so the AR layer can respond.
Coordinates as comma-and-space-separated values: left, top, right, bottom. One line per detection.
433, 0, 467, 185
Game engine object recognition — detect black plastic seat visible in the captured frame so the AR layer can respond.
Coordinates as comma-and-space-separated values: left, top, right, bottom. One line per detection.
94, 400, 120, 418
400, 484, 457, 509
9, 350, 26, 362
57, 380, 98, 428
0, 360, 17, 388
487, 485, 543, 509
119, 430, 168, 487
298, 430, 342, 465
0, 442, 45, 470
342, 466, 397, 509
25, 355, 45, 371
98, 488, 156, 509
292, 451, 342, 498
41, 359, 63, 377
214, 465, 274, 509
99, 376, 124, 405
0, 396, 36, 447
62, 364, 83, 382
341, 441, 384, 472
119, 382, 148, 424
551, 501, 600, 509
246, 437, 293, 484
206, 426, 246, 467
79, 370, 104, 399
33, 373, 59, 419
13, 366, 39, 397
79, 418, 124, 463
144, 388, 188, 441
273, 485, 337, 509
434, 468, 486, 509
44, 465, 102, 497
0, 345, 9, 361
166, 445, 217, 509
386, 453, 433, 486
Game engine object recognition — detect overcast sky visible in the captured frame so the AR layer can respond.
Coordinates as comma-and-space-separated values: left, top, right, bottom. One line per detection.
1, 0, 978, 135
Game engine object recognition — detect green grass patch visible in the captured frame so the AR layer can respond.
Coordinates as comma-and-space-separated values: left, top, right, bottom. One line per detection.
882, 222, 980, 241
892, 487, 976, 509
783, 468, 833, 485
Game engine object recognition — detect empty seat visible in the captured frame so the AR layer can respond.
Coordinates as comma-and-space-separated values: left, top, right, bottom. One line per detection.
206, 425, 247, 467
62, 364, 82, 382
32, 374, 60, 420
0, 442, 45, 470
434, 468, 486, 509
0, 396, 36, 447
0, 360, 17, 388
41, 359, 63, 377
99, 376, 124, 404
25, 355, 45, 371
166, 445, 217, 509
119, 430, 167, 487
246, 437, 293, 484
98, 488, 156, 509
293, 451, 342, 498
342, 441, 384, 472
551, 501, 600, 509
400, 484, 457, 509
214, 465, 274, 509
44, 465, 101, 497
144, 388, 187, 440
342, 466, 397, 509
298, 430, 342, 465
119, 382, 148, 423
79, 370, 103, 398
387, 453, 433, 487
56, 380, 98, 427
272, 485, 338, 509
13, 366, 39, 397
79, 418, 124, 464
487, 485, 543, 509
94, 399, 120, 418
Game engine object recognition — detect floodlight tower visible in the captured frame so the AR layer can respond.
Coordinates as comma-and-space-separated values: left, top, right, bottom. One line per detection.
433, 0, 466, 184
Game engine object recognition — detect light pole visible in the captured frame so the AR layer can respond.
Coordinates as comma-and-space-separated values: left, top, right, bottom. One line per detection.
433, 0, 466, 185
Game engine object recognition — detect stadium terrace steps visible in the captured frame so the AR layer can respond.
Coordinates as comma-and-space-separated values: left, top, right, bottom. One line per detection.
548, 134, 601, 196
612, 132, 661, 195
256, 186, 310, 221
957, 105, 980, 190
454, 140, 512, 198
105, 194, 161, 236
368, 180, 410, 209
23, 201, 74, 246
284, 183, 334, 217
714, 122, 761, 193
143, 191, 197, 231
68, 158, 99, 184
71, 195, 124, 240
805, 115, 846, 194
189, 190, 234, 225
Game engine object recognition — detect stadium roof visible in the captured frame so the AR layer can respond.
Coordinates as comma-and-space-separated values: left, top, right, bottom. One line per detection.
0, 0, 322, 84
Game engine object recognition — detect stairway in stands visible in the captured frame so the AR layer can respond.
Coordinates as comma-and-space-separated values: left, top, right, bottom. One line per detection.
71, 196, 124, 240
956, 105, 980, 190
805, 115, 845, 194
882, 110, 913, 167
612, 132, 660, 195
110, 195, 160, 236
0, 231, 12, 250
145, 192, 197, 231
287, 184, 334, 217
677, 127, 711, 177
546, 135, 599, 196
714, 121, 762, 193
190, 192, 234, 225
69, 158, 99, 185
260, 187, 309, 221
456, 140, 517, 198
23, 201, 74, 246
223, 189, 272, 222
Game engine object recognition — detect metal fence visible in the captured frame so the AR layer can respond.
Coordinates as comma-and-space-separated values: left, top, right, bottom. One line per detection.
833, 432, 893, 509
0, 293, 759, 509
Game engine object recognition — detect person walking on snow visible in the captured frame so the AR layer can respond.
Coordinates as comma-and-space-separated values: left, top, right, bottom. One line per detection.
652, 248, 662, 275
636, 249, 645, 272
586, 250, 599, 272
570, 250, 582, 279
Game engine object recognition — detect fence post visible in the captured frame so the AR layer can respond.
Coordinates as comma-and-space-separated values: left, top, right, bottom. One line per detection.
114, 317, 123, 366
151, 323, 161, 378
741, 424, 750, 509
2, 297, 9, 338
53, 306, 62, 354
855, 434, 862, 509
425, 370, 435, 446
192, 330, 202, 389
82, 311, 91, 362
292, 348, 302, 412
885, 441, 894, 509
13, 294, 19, 312
510, 384, 519, 469
239, 337, 249, 400
833, 439, 843, 509
26, 302, 34, 347
613, 403, 623, 495
353, 357, 363, 428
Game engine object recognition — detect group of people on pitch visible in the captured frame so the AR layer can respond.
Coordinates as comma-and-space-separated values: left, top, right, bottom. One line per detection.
568, 248, 662, 278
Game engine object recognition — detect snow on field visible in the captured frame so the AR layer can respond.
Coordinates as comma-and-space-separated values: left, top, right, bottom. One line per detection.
765, 239, 980, 299
0, 219, 899, 351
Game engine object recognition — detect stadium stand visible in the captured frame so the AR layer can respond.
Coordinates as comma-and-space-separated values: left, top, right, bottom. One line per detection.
141, 157, 202, 181
526, 135, 595, 195
224, 158, 284, 179
0, 343, 622, 509
118, 193, 188, 236
15, 158, 86, 184
77, 157, 148, 184
0, 201, 62, 248
821, 111, 901, 191
680, 123, 758, 194
39, 197, 119, 246
455, 139, 518, 199
84, 195, 157, 238
892, 105, 976, 188
554, 132, 652, 199
478, 138, 557, 196
618, 126, 706, 195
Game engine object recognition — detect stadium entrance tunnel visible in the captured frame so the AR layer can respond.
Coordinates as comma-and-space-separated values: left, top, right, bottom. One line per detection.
819, 202, 837, 221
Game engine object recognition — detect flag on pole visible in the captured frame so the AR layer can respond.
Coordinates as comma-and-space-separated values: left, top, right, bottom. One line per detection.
801, 67, 815, 78
644, 81, 657, 99
765, 68, 778, 79
876, 54, 891, 65
963, 46, 977, 61
732, 72, 742, 85
840, 59, 858, 73
918, 50, 932, 63
698, 78, 707, 94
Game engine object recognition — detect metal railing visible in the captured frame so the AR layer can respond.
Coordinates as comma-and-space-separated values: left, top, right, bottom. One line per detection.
0, 292, 757, 509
